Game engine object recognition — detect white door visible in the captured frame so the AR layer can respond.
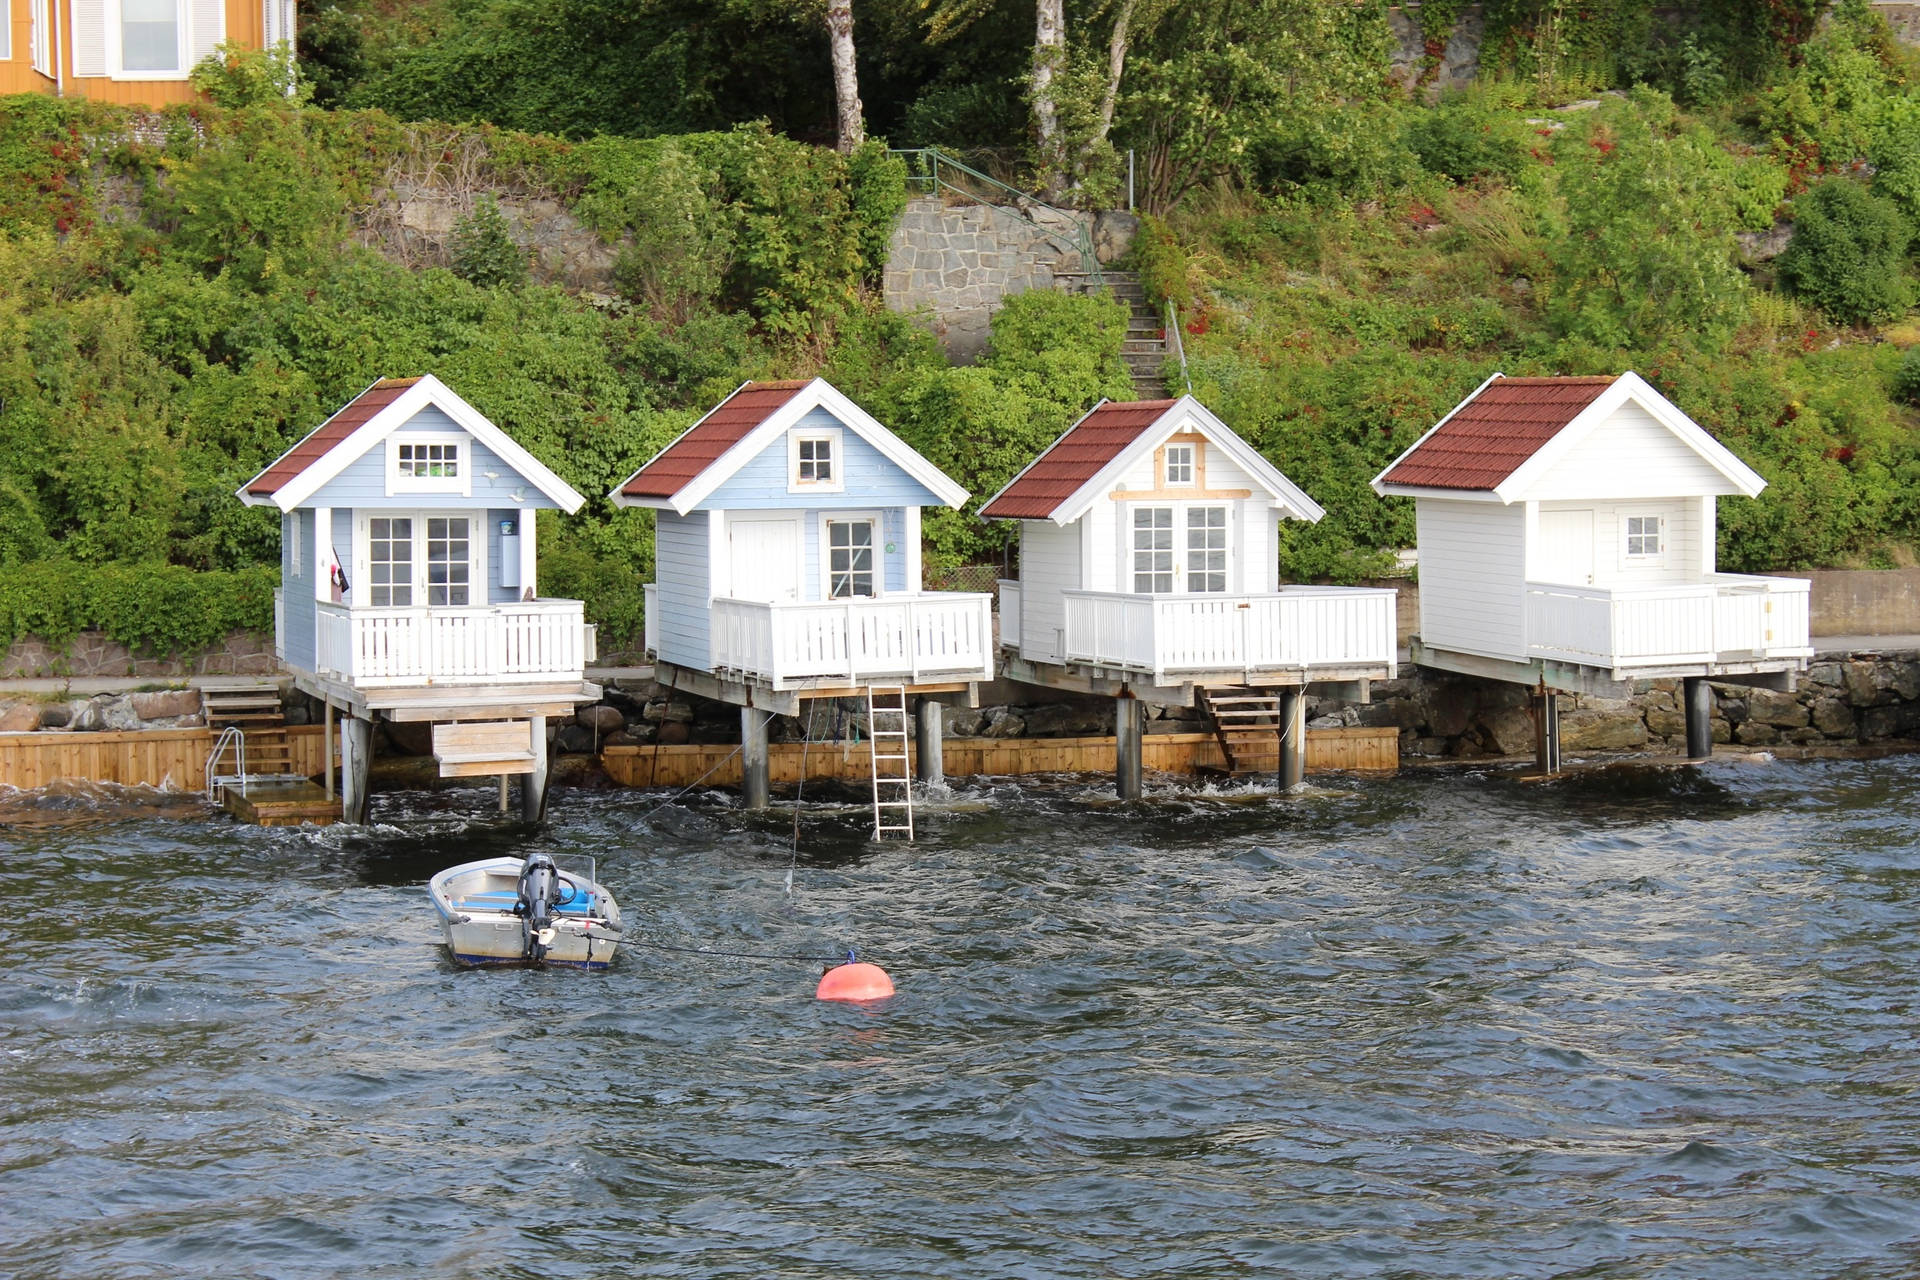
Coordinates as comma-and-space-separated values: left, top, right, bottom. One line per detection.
727, 515, 801, 602
1537, 509, 1594, 586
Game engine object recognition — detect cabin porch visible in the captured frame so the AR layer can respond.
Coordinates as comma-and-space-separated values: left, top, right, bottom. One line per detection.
279, 594, 598, 688
1522, 573, 1812, 678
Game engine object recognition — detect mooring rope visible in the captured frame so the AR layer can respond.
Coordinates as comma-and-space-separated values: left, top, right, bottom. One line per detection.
624, 936, 859, 966
787, 697, 823, 895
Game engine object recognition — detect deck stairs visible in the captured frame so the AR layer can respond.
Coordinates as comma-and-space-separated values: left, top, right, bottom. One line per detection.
1064, 270, 1166, 398
1199, 688, 1288, 775
865, 686, 914, 841
431, 720, 539, 778
203, 680, 299, 797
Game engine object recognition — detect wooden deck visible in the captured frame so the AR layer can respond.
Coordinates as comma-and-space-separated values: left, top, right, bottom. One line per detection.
220, 778, 341, 827
601, 727, 1398, 788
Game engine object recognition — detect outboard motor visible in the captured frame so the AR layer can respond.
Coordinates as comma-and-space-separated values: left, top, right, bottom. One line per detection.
516, 852, 561, 962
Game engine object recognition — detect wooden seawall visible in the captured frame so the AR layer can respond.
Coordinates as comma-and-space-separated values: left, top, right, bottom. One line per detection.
602, 727, 1398, 788
0, 726, 331, 791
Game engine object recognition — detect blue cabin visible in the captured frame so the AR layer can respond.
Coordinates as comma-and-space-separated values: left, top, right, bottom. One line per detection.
613, 377, 992, 697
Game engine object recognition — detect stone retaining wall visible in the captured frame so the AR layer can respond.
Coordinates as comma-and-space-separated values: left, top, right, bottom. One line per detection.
0, 631, 278, 679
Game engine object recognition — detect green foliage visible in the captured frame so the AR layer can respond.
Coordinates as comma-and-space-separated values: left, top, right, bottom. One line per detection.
1896, 346, 1920, 405
1777, 178, 1915, 325
0, 561, 279, 655
449, 195, 527, 289
190, 38, 311, 108
1127, 215, 1195, 311
1404, 91, 1533, 186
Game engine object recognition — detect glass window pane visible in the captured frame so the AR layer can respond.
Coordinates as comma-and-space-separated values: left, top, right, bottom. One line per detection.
122, 0, 178, 72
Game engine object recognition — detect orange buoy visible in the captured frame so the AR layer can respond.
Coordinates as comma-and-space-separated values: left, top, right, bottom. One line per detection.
816, 961, 895, 1002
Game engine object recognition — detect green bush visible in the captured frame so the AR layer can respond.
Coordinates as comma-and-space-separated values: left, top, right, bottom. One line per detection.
1778, 178, 1915, 325
1896, 346, 1920, 404
0, 562, 279, 655
449, 195, 528, 289
190, 38, 309, 108
1405, 92, 1531, 185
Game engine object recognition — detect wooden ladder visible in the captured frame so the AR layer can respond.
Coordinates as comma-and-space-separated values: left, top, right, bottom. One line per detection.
865, 686, 914, 841
202, 681, 296, 780
1200, 687, 1288, 775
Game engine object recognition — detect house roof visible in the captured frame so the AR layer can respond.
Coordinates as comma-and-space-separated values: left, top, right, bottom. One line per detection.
980, 396, 1324, 525
980, 400, 1178, 520
1373, 376, 1617, 492
1371, 371, 1766, 503
610, 377, 969, 514
236, 374, 585, 513
617, 381, 811, 501
244, 378, 421, 498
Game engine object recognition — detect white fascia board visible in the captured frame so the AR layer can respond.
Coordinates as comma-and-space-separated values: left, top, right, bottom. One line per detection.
979, 398, 1110, 522
1050, 396, 1327, 525
667, 378, 970, 515
608, 379, 750, 509
271, 375, 587, 514
1368, 370, 1506, 495
1371, 484, 1508, 503
1494, 371, 1765, 502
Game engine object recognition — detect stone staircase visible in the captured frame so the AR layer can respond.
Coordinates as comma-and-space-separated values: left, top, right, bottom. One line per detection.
1199, 688, 1287, 775
1063, 270, 1168, 400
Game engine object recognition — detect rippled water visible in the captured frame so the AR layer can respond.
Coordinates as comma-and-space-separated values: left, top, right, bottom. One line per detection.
2, 758, 1918, 1279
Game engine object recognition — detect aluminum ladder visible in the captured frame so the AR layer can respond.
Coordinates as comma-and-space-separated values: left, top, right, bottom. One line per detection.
865, 686, 914, 841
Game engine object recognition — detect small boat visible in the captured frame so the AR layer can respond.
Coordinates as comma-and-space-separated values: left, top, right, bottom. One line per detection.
427, 852, 623, 969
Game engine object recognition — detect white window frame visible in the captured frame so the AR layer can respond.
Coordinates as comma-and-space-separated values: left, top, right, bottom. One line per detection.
1164, 444, 1195, 488
1184, 504, 1230, 594
820, 510, 882, 600
30, 0, 51, 74
385, 433, 471, 497
789, 428, 845, 495
354, 510, 487, 610
109, 0, 192, 80
1624, 513, 1665, 562
287, 511, 303, 577
1127, 501, 1234, 595
1, 0, 13, 63
1131, 505, 1176, 594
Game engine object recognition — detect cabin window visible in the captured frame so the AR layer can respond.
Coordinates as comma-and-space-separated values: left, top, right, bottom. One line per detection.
387, 435, 470, 496
1, 0, 12, 61
1165, 445, 1195, 487
31, 0, 49, 75
1625, 514, 1664, 559
825, 518, 876, 598
288, 513, 303, 577
367, 517, 415, 608
1187, 506, 1228, 592
426, 518, 473, 606
790, 429, 845, 493
1133, 507, 1175, 593
121, 0, 183, 72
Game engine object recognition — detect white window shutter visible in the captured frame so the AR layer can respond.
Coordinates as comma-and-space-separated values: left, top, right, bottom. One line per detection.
263, 0, 294, 48
0, 5, 11, 62
188, 0, 223, 64
72, 0, 108, 76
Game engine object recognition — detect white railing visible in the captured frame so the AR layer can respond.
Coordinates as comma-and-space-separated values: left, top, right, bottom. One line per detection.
710, 593, 994, 689
998, 579, 1021, 651
643, 583, 658, 657
1060, 586, 1398, 682
1525, 574, 1812, 670
272, 590, 285, 661
309, 599, 591, 687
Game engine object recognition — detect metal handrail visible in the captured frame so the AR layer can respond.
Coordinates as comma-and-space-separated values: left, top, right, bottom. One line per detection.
889, 146, 1102, 286
205, 724, 246, 799
1166, 299, 1192, 395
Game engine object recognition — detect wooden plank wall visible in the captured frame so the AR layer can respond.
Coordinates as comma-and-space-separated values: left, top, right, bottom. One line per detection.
0, 726, 331, 791
602, 728, 1398, 789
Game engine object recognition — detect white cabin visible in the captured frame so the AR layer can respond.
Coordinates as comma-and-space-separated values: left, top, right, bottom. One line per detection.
614, 378, 992, 700
983, 396, 1398, 692
1372, 372, 1812, 687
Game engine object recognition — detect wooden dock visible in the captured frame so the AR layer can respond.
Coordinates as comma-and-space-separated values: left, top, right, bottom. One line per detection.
219, 778, 342, 826
601, 727, 1398, 788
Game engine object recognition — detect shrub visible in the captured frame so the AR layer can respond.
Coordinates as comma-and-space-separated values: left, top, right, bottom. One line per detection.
449, 196, 528, 289
1896, 346, 1920, 404
1405, 92, 1531, 185
0, 562, 278, 655
190, 38, 309, 108
1778, 179, 1914, 325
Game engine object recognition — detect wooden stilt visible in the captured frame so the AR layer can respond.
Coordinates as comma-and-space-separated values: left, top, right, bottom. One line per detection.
1683, 676, 1713, 761
1278, 688, 1306, 790
741, 706, 770, 809
915, 698, 944, 786
340, 715, 373, 824
322, 699, 334, 800
1115, 695, 1143, 800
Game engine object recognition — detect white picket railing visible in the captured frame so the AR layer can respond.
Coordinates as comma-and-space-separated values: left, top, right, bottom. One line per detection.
1525, 574, 1812, 671
1060, 586, 1398, 683
310, 600, 591, 687
710, 593, 994, 689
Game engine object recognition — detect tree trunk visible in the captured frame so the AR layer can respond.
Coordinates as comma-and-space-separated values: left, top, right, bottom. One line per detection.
1074, 0, 1136, 184
1033, 0, 1066, 197
827, 0, 864, 154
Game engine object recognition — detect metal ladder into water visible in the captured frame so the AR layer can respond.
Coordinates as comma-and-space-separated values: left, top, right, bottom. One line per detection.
865, 686, 914, 841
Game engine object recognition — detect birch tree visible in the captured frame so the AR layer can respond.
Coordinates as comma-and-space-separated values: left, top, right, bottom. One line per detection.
826, 0, 866, 152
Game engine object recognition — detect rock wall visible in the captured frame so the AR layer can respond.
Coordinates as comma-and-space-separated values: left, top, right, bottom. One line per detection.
0, 631, 279, 679
0, 688, 206, 733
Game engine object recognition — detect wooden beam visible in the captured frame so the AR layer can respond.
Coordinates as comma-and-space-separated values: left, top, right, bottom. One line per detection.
1001, 655, 1196, 707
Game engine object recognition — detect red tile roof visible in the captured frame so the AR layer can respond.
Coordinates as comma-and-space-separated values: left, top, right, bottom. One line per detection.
981, 399, 1179, 520
619, 381, 812, 499
246, 378, 422, 496
1378, 375, 1617, 491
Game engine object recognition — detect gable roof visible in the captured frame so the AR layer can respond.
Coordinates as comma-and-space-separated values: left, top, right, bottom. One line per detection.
610, 377, 969, 514
237, 374, 586, 513
980, 396, 1324, 525
1371, 371, 1766, 503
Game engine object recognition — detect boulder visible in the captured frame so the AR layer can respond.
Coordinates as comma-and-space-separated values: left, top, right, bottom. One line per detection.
575, 704, 626, 735
36, 703, 71, 729
1418, 684, 1473, 737
1020, 703, 1107, 737
1843, 661, 1900, 707
980, 707, 1027, 738
1810, 698, 1856, 737
1734, 720, 1780, 746
655, 720, 691, 746
1560, 707, 1648, 751
554, 723, 596, 755
1745, 687, 1809, 729
1805, 662, 1843, 689
1479, 706, 1537, 756
130, 689, 202, 721
72, 696, 141, 732
1644, 707, 1686, 739
1859, 703, 1920, 741
943, 708, 988, 738
602, 729, 640, 748
0, 702, 38, 732
1092, 210, 1141, 263
283, 704, 311, 726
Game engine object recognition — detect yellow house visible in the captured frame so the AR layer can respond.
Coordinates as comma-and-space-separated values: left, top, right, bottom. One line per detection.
0, 0, 293, 107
